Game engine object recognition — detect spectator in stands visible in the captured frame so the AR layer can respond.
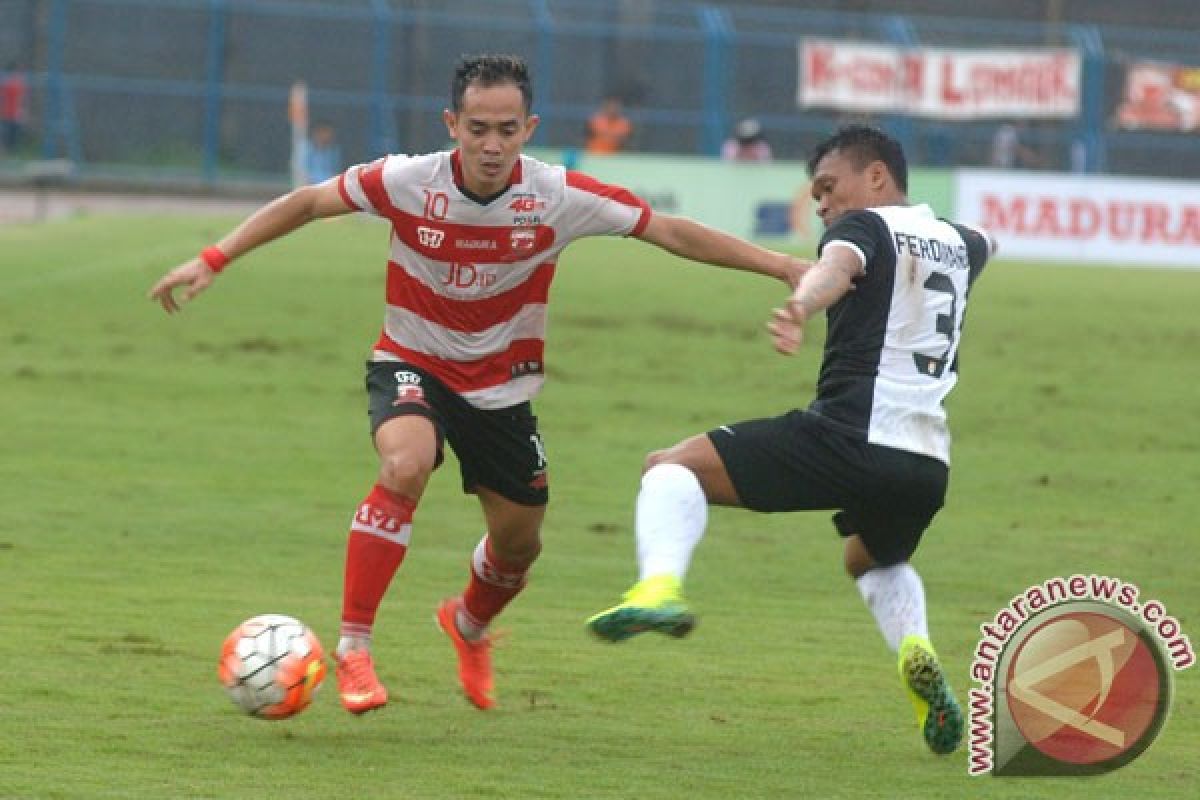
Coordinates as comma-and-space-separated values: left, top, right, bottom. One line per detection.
721, 118, 772, 162
1070, 138, 1088, 173
1, 62, 29, 155
990, 120, 1038, 169
585, 95, 632, 154
305, 123, 341, 184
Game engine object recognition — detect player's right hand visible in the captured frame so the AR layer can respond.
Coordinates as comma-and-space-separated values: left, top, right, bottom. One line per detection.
767, 302, 806, 355
148, 259, 216, 314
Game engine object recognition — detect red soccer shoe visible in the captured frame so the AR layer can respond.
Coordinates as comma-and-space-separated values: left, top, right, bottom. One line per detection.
436, 597, 495, 710
335, 649, 388, 714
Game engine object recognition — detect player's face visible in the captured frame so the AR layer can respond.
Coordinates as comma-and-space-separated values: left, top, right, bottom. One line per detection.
444, 83, 539, 196
809, 149, 890, 227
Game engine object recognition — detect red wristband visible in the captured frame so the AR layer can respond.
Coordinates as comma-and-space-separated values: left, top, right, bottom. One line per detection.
199, 245, 230, 273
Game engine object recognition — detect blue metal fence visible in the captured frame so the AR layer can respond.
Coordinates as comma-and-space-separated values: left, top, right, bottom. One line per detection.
1, 0, 1197, 185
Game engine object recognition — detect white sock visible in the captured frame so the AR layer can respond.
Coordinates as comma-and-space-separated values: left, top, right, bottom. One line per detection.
855, 563, 929, 652
336, 635, 370, 658
635, 463, 708, 581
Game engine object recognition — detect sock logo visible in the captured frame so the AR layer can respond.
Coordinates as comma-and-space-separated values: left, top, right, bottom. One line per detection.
478, 560, 525, 589
351, 498, 412, 545
355, 503, 401, 533
968, 576, 1192, 776
473, 540, 526, 589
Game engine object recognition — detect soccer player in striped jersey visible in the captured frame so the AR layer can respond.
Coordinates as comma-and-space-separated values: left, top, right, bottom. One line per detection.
148, 54, 808, 714
587, 125, 997, 755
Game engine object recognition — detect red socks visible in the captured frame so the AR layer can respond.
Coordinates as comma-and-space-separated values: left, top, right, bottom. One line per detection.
340, 483, 416, 640
461, 536, 531, 631
340, 485, 532, 642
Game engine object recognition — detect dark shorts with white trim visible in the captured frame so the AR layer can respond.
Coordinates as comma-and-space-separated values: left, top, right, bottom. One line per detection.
365, 361, 548, 507
707, 409, 948, 566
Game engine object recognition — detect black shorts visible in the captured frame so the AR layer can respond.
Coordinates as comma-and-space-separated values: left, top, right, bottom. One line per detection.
707, 410, 948, 566
365, 361, 548, 506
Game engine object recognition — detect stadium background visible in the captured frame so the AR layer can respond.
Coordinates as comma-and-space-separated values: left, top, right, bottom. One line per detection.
2, 3, 1198, 796
1, 0, 1198, 188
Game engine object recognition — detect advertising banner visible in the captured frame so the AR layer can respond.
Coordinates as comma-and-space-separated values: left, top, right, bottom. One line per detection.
955, 169, 1200, 268
799, 40, 1080, 119
1115, 60, 1200, 132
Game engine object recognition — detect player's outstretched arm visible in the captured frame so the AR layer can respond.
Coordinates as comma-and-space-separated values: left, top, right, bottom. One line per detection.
148, 178, 354, 313
768, 244, 862, 355
635, 212, 810, 288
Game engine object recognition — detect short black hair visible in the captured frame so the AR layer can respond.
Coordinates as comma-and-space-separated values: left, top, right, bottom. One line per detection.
451, 54, 533, 113
807, 124, 908, 192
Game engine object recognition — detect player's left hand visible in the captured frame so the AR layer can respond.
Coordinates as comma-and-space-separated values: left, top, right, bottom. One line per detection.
768, 302, 806, 354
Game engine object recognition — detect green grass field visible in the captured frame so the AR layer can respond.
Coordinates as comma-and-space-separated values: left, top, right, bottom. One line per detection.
2, 212, 1198, 799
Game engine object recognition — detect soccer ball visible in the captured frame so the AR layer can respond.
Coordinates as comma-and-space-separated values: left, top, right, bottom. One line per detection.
218, 614, 327, 719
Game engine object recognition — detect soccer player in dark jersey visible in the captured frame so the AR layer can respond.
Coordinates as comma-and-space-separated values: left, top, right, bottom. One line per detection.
587, 124, 996, 755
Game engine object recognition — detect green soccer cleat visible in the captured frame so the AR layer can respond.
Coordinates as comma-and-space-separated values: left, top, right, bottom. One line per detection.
586, 574, 695, 643
898, 635, 964, 755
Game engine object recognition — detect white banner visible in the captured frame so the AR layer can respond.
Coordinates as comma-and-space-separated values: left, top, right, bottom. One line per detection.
955, 169, 1200, 268
799, 40, 1081, 119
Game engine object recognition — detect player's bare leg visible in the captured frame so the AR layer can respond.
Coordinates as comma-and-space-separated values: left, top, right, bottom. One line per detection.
847, 535, 963, 754
588, 434, 740, 642
438, 488, 543, 709
337, 414, 438, 714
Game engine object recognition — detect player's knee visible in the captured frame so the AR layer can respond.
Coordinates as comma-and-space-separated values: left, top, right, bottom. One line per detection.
488, 528, 542, 569
842, 535, 877, 578
377, 452, 431, 496
504, 537, 543, 568
643, 441, 695, 473
643, 449, 670, 473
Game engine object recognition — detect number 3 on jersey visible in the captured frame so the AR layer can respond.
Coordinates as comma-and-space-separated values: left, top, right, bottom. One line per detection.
912, 272, 961, 379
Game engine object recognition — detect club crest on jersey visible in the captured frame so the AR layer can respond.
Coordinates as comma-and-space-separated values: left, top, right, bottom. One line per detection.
392, 370, 428, 406
510, 228, 538, 252
416, 226, 445, 249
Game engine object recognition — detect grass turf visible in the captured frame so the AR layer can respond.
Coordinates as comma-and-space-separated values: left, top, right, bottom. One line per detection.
1, 213, 1197, 798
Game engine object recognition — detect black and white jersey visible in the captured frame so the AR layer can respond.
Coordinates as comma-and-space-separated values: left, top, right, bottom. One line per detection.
809, 204, 991, 464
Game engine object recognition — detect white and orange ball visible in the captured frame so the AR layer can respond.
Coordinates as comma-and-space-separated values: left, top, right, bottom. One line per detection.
218, 614, 326, 719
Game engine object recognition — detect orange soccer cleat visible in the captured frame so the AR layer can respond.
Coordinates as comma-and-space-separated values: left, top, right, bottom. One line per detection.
436, 597, 495, 710
335, 649, 389, 715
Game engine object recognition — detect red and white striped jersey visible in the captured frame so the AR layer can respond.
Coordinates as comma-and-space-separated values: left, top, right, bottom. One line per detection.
338, 150, 650, 409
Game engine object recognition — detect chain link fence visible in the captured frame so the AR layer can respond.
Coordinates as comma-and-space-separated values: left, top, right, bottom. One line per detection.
1, 0, 1197, 186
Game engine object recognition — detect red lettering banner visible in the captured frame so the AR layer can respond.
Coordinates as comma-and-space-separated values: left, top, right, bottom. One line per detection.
956, 169, 1200, 268
799, 40, 1080, 119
